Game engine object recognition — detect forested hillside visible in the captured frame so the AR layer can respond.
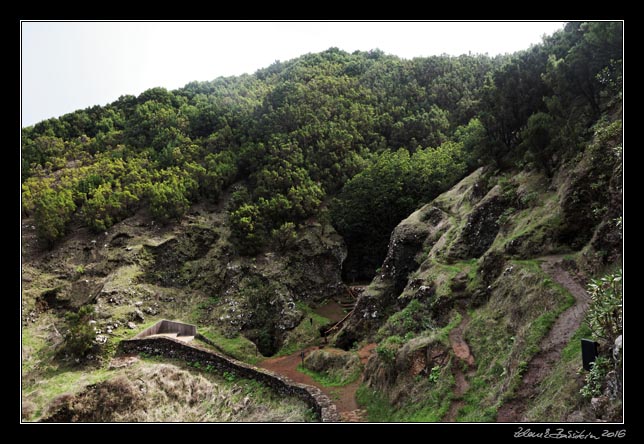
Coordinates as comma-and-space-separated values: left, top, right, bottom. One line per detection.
22, 22, 620, 278
22, 21, 622, 423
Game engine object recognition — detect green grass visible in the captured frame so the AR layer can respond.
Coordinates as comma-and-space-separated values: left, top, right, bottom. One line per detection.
22, 325, 51, 375
356, 311, 463, 422
101, 317, 161, 361
486, 186, 563, 255
523, 323, 591, 421
102, 264, 142, 291
274, 303, 330, 357
511, 259, 542, 272
458, 261, 575, 421
359, 257, 580, 423
436, 311, 462, 344
355, 385, 396, 421
199, 328, 261, 364
296, 364, 361, 387
355, 363, 454, 422
23, 365, 115, 421
407, 258, 478, 300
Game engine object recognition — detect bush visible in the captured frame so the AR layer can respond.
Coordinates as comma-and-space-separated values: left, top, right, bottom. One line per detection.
580, 356, 610, 399
271, 222, 297, 251
64, 305, 96, 358
149, 178, 192, 222
376, 335, 404, 363
33, 188, 76, 245
377, 299, 432, 340
586, 269, 622, 345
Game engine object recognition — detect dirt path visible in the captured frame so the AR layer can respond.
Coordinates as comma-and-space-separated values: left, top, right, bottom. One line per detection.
444, 312, 475, 422
496, 256, 591, 422
313, 300, 347, 323
259, 343, 376, 422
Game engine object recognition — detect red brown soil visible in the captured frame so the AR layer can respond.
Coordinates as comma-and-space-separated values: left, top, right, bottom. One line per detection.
313, 300, 347, 323
259, 343, 376, 422
496, 256, 591, 422
444, 312, 475, 422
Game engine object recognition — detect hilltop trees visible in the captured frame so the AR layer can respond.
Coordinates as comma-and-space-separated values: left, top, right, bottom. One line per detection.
21, 22, 622, 279
331, 142, 467, 275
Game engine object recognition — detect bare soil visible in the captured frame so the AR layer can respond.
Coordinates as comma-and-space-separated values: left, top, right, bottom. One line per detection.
444, 312, 475, 422
313, 300, 347, 323
259, 343, 376, 422
496, 256, 590, 422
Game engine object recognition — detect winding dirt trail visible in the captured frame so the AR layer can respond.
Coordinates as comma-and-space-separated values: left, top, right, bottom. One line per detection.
259, 343, 376, 422
496, 256, 591, 422
443, 312, 476, 422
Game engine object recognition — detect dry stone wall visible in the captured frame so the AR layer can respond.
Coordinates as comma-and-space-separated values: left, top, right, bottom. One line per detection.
118, 337, 339, 422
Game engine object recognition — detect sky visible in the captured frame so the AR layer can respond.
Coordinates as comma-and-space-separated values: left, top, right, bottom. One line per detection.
21, 21, 566, 127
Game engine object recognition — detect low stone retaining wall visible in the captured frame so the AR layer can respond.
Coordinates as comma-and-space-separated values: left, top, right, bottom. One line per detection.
134, 319, 197, 338
118, 337, 339, 422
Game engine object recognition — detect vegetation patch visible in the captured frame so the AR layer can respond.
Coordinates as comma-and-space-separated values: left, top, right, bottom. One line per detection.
40, 361, 315, 422
275, 304, 330, 357
297, 363, 360, 387
199, 327, 260, 365
458, 262, 574, 421
523, 324, 590, 421
356, 362, 454, 422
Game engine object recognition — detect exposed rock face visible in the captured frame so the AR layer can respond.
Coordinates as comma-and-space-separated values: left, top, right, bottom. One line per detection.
478, 249, 506, 286
283, 223, 347, 302
143, 227, 222, 288
334, 205, 449, 350
37, 278, 104, 310
211, 222, 346, 355
382, 206, 445, 295
333, 285, 386, 351
447, 185, 509, 260
557, 131, 622, 255
363, 336, 448, 404
136, 208, 346, 356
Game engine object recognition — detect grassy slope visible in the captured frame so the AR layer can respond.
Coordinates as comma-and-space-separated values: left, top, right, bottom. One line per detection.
522, 323, 591, 422
355, 169, 589, 422
25, 358, 315, 422
357, 312, 462, 422
458, 261, 574, 421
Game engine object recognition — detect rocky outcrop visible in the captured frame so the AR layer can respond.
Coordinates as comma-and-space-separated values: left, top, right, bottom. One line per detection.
334, 205, 450, 349
38, 278, 104, 310
382, 206, 446, 295
447, 185, 510, 260
363, 335, 449, 404
137, 208, 346, 356
334, 170, 497, 349
212, 221, 346, 355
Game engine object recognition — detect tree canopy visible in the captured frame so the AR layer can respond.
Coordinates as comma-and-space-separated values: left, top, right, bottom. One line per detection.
21, 22, 622, 278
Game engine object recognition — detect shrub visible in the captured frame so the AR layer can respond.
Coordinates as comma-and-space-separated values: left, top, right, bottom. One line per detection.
376, 335, 404, 363
580, 356, 610, 399
33, 188, 76, 245
586, 269, 622, 345
64, 305, 96, 358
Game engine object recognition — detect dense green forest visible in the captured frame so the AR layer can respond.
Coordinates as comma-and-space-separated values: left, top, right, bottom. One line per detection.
22, 22, 622, 280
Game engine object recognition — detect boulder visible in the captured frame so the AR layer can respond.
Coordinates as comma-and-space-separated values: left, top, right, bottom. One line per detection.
382, 205, 447, 295
447, 185, 510, 260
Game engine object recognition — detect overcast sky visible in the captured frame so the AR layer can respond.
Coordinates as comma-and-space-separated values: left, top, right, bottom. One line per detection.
21, 21, 566, 127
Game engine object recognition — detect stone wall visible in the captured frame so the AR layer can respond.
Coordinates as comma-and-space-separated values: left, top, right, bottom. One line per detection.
134, 319, 197, 339
118, 337, 339, 422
